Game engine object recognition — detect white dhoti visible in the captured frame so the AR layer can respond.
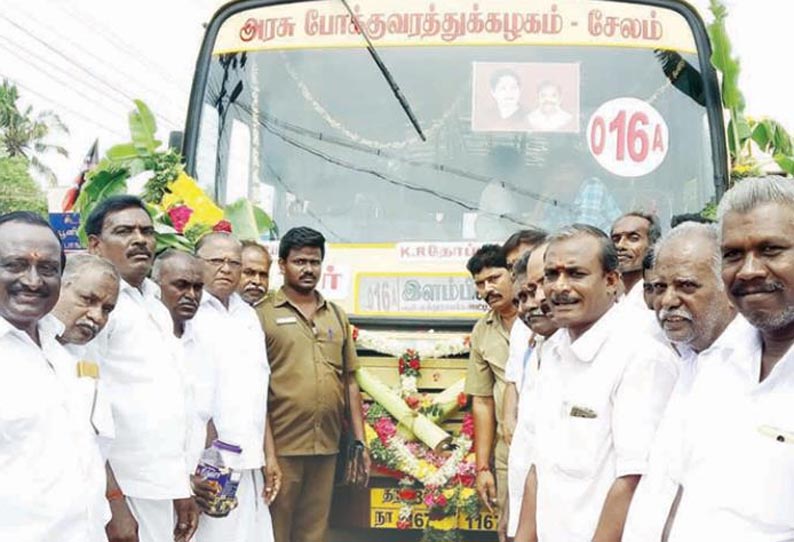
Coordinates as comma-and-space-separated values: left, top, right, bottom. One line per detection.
127, 497, 175, 542
507, 428, 533, 537
195, 468, 274, 542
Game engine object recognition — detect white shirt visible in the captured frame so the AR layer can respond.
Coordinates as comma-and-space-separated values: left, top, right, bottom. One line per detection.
623, 314, 743, 542
62, 340, 116, 539
665, 316, 794, 542
0, 315, 98, 542
190, 292, 270, 470
91, 278, 191, 499
507, 336, 545, 536
179, 319, 215, 473
505, 318, 532, 385
528, 304, 678, 542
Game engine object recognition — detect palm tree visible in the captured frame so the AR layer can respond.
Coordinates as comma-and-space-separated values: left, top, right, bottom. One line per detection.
0, 80, 69, 185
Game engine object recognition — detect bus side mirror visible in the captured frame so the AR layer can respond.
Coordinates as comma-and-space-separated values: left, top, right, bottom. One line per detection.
168, 131, 184, 152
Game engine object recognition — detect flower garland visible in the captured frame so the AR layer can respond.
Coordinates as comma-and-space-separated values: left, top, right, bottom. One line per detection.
364, 350, 482, 541
353, 327, 471, 359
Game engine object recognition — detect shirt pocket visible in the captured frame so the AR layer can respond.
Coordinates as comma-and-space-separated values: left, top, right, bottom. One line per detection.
734, 424, 794, 526
317, 325, 345, 374
555, 401, 609, 479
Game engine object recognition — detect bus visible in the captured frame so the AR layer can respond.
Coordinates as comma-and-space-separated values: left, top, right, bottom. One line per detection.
181, 0, 726, 535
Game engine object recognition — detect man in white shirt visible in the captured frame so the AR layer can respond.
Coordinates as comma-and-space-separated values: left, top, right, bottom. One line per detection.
661, 176, 794, 541
526, 80, 575, 132
622, 222, 736, 542
514, 224, 677, 542
151, 250, 208, 474
50, 253, 136, 542
191, 232, 276, 542
86, 195, 198, 542
0, 212, 99, 541
610, 211, 661, 308
238, 240, 272, 307
507, 243, 558, 538
502, 229, 547, 447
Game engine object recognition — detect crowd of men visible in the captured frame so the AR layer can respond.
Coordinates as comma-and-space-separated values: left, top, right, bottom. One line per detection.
465, 175, 794, 542
0, 194, 365, 542
2, 175, 794, 542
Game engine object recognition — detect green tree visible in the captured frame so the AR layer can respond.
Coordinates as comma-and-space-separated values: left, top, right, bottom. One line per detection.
0, 80, 69, 186
0, 155, 48, 216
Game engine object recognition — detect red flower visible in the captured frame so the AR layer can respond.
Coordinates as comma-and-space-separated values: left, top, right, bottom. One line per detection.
167, 205, 193, 234
461, 413, 475, 438
435, 493, 448, 507
396, 519, 411, 530
405, 396, 420, 410
398, 488, 418, 502
373, 417, 396, 444
409, 358, 420, 370
213, 219, 232, 232
457, 392, 468, 408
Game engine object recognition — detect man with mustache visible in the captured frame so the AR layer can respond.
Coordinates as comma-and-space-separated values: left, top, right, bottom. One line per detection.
238, 241, 272, 307
507, 243, 558, 539
610, 211, 662, 308
622, 222, 737, 542
151, 250, 211, 490
526, 80, 575, 132
502, 230, 546, 449
660, 177, 794, 541
465, 244, 517, 541
50, 253, 133, 541
191, 233, 277, 542
258, 226, 369, 542
86, 195, 198, 542
513, 224, 677, 542
0, 212, 109, 541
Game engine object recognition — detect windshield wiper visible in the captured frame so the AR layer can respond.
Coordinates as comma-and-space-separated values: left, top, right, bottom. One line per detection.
340, 0, 426, 141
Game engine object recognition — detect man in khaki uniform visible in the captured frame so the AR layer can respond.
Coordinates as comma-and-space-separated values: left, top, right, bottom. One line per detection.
257, 227, 369, 542
465, 244, 518, 542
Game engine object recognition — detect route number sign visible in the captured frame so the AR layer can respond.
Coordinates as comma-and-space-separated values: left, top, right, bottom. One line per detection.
587, 97, 669, 178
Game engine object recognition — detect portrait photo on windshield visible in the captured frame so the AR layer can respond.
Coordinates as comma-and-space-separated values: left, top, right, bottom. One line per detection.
471, 61, 580, 134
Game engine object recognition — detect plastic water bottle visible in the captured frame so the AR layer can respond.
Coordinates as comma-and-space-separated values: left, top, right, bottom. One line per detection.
195, 440, 243, 517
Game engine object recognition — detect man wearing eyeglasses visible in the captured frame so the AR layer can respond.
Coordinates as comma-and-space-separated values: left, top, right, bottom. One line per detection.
193, 232, 278, 542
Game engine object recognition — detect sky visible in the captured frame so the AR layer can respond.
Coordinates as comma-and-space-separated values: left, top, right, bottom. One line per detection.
1, 0, 792, 191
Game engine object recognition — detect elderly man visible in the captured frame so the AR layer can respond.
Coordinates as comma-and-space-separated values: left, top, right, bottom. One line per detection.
191, 233, 276, 542
622, 223, 737, 542
502, 230, 546, 451
50, 253, 135, 542
86, 195, 197, 542
0, 212, 104, 541
660, 177, 794, 541
610, 211, 661, 306
514, 224, 677, 542
151, 250, 209, 474
238, 241, 272, 307
506, 243, 558, 539
465, 244, 518, 540
259, 226, 368, 542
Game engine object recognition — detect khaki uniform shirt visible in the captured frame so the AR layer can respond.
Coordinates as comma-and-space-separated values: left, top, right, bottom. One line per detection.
257, 288, 358, 456
465, 309, 511, 432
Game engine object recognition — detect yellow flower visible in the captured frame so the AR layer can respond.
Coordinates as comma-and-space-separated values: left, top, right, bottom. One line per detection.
162, 172, 210, 209
461, 487, 476, 499
415, 460, 434, 479
185, 195, 224, 229
365, 424, 378, 445
428, 514, 457, 531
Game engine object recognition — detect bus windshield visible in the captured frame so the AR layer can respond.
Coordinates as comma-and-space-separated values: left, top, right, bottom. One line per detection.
188, 0, 724, 246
